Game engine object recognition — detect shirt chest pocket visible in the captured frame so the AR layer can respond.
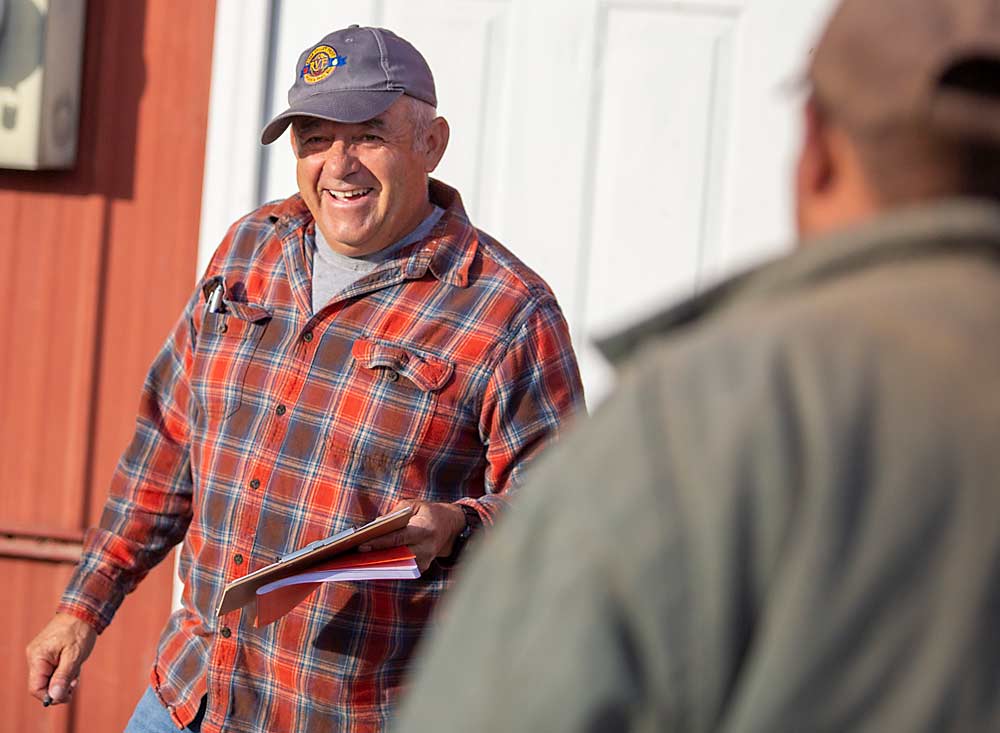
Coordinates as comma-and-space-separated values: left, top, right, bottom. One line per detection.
327, 338, 455, 472
191, 300, 272, 421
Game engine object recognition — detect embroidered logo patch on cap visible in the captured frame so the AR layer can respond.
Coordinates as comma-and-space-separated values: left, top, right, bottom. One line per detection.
300, 45, 346, 84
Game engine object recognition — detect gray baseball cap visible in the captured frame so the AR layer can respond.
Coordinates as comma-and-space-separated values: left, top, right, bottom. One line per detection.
261, 25, 437, 145
810, 0, 1000, 144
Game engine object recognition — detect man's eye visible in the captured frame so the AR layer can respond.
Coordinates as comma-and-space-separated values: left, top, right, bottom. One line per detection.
358, 134, 383, 143
297, 134, 330, 150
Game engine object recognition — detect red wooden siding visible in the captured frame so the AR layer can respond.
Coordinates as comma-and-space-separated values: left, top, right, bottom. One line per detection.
0, 0, 216, 729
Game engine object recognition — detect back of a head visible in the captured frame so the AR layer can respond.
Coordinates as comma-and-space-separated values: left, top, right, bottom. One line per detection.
810, 0, 1000, 205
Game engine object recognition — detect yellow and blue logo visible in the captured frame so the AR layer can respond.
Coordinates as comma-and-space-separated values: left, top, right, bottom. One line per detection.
300, 45, 346, 84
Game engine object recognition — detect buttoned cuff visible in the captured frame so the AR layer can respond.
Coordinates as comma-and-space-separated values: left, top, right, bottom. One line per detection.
58, 565, 126, 634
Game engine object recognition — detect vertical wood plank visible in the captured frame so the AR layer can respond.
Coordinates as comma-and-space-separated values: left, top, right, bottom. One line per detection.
0, 193, 106, 532
86, 0, 216, 528
79, 0, 216, 725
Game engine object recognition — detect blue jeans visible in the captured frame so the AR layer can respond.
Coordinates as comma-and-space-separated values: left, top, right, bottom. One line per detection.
123, 686, 205, 733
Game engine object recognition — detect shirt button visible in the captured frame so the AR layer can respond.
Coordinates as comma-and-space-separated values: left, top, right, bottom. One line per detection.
386, 369, 399, 382
217, 322, 228, 334
398, 353, 409, 364
249, 478, 260, 490
220, 627, 232, 638
234, 554, 244, 565
303, 331, 313, 342
275, 404, 287, 416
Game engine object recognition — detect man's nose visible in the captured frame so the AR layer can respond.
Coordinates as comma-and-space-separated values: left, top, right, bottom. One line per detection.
322, 140, 360, 179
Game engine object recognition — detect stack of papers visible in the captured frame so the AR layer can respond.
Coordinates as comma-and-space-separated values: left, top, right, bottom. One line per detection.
255, 546, 419, 626
215, 507, 417, 626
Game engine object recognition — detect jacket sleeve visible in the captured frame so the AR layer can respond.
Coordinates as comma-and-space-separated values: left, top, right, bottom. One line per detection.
470, 296, 585, 524
56, 283, 205, 633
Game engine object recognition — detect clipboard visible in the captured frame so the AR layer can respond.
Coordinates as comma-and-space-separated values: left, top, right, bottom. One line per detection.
216, 506, 414, 616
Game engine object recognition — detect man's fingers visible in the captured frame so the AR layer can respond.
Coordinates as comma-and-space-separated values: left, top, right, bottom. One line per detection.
48, 644, 84, 703
26, 654, 56, 701
26, 614, 97, 706
359, 498, 422, 552
358, 528, 409, 552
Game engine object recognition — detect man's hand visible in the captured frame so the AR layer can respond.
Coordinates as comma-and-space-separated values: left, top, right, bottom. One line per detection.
26, 612, 97, 706
359, 500, 467, 572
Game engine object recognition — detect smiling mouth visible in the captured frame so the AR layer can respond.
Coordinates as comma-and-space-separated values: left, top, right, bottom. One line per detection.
325, 188, 373, 202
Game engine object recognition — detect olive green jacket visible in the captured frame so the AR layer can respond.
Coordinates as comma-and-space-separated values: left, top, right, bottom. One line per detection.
396, 200, 1000, 733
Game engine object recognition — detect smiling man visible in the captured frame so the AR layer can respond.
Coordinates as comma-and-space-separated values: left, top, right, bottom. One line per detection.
25, 26, 584, 733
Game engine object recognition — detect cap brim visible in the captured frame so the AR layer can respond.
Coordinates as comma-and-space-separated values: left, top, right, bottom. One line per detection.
260, 90, 405, 145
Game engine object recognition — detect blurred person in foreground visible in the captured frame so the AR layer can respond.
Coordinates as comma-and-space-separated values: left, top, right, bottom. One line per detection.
396, 0, 1000, 730
25, 25, 583, 732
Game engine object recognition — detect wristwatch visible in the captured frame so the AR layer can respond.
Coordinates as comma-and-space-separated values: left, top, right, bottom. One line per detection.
437, 504, 482, 568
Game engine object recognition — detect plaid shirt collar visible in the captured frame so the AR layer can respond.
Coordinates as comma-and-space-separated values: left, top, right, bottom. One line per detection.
263, 178, 479, 316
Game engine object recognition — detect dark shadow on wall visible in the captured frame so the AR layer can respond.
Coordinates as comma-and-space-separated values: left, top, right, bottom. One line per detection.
0, 0, 147, 199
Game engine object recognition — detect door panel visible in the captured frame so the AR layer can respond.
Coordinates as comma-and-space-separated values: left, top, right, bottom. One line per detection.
381, 0, 511, 230
583, 5, 737, 333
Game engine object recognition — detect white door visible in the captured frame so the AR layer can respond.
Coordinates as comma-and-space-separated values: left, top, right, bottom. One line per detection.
201, 0, 838, 405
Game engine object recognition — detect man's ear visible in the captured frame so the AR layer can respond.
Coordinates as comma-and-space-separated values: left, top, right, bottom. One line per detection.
797, 97, 835, 199
422, 117, 450, 172
794, 96, 835, 240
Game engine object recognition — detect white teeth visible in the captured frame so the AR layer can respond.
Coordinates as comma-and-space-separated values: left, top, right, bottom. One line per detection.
327, 188, 372, 201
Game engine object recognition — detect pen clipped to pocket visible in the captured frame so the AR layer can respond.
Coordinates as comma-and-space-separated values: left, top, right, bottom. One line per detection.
202, 275, 227, 315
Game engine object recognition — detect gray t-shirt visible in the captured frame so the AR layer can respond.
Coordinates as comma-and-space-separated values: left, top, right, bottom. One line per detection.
311, 206, 445, 313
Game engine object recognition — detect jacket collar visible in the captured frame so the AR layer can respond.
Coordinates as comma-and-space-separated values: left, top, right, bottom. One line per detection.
600, 198, 1000, 364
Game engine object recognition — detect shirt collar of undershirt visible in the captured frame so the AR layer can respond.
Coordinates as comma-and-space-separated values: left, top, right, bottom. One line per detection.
313, 205, 446, 271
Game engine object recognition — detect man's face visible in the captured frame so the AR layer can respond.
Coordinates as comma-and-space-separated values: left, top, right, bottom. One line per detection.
292, 99, 446, 257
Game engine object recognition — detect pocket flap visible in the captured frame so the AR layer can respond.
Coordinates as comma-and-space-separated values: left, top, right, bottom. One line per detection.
224, 300, 272, 323
352, 339, 454, 392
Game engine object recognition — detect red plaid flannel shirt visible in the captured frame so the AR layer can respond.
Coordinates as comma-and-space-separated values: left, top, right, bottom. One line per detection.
59, 181, 584, 732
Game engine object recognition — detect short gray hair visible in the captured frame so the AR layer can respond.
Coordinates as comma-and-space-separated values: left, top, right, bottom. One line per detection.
401, 95, 437, 153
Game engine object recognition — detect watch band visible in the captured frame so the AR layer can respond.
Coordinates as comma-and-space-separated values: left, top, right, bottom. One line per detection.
437, 504, 482, 568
